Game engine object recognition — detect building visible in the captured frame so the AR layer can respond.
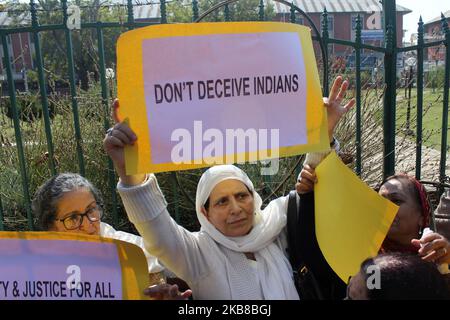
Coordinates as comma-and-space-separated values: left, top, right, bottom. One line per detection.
1, 0, 412, 87
0, 1, 158, 89
0, 11, 34, 83
272, 0, 411, 70
424, 10, 450, 65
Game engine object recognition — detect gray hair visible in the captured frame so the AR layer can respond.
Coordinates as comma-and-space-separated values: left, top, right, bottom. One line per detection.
32, 173, 104, 231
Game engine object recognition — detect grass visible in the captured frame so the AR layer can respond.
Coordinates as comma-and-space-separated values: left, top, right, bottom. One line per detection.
356, 85, 447, 152
396, 88, 448, 151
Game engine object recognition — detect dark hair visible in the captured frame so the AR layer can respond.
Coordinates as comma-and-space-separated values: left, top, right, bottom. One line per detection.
360, 252, 450, 300
32, 173, 104, 231
381, 174, 431, 229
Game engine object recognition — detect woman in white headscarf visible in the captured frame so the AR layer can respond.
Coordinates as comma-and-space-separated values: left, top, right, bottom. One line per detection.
103, 76, 354, 300
119, 164, 298, 299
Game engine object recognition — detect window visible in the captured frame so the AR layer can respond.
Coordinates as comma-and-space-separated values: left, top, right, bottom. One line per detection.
351, 14, 363, 41
281, 13, 304, 25
320, 15, 334, 37
328, 16, 334, 32
351, 15, 363, 30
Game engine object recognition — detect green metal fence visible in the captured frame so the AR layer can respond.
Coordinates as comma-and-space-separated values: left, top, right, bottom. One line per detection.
0, 0, 449, 231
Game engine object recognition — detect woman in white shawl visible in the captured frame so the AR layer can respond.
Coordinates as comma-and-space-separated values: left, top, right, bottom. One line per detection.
103, 76, 354, 300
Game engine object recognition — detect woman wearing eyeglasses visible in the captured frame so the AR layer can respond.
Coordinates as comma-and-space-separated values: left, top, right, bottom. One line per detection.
32, 173, 192, 300
32, 173, 104, 235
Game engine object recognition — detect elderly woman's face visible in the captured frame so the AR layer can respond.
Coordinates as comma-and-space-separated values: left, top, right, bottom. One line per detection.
50, 188, 101, 236
379, 178, 423, 243
203, 179, 255, 237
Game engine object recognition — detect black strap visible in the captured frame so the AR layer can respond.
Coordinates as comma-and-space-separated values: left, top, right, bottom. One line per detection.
287, 190, 325, 300
287, 190, 301, 269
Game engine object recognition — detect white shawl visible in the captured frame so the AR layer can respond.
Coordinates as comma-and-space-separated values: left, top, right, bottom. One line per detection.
195, 165, 299, 300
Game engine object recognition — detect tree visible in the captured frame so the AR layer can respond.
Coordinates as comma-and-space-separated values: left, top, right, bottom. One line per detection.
3, 0, 126, 90
2, 0, 276, 91
167, 0, 275, 23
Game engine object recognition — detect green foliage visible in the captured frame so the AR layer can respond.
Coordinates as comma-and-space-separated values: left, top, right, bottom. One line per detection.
1, 93, 56, 122
4, 0, 277, 92
425, 66, 446, 89
0, 83, 118, 231
167, 0, 275, 22
6, 1, 126, 90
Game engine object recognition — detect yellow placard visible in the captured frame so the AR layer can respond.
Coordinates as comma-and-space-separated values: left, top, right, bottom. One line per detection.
117, 22, 329, 174
314, 152, 398, 282
0, 232, 148, 300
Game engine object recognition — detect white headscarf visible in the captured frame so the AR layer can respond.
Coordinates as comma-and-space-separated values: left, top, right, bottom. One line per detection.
195, 165, 299, 300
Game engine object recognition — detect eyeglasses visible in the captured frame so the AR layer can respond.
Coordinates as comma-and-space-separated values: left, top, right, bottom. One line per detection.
56, 202, 102, 231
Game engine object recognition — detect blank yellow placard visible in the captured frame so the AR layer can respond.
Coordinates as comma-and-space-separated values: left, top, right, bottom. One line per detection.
314, 152, 398, 282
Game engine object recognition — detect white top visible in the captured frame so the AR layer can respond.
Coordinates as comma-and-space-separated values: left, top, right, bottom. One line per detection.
117, 175, 298, 300
100, 222, 165, 274
248, 259, 265, 298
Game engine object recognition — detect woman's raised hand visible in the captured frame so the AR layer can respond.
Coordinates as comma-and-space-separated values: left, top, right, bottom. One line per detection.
325, 76, 356, 140
103, 99, 146, 186
295, 165, 317, 194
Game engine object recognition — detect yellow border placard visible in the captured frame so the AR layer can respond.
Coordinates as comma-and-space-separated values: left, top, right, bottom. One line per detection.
117, 22, 329, 174
0, 232, 148, 300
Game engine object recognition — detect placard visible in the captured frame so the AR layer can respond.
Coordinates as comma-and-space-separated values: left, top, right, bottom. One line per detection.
0, 232, 148, 300
117, 22, 328, 174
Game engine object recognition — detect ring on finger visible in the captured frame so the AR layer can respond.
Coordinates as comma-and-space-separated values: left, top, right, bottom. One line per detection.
106, 128, 114, 137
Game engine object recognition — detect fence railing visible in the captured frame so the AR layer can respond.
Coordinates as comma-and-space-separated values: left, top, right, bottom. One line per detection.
0, 0, 449, 231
